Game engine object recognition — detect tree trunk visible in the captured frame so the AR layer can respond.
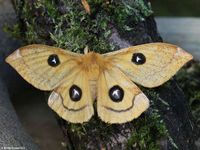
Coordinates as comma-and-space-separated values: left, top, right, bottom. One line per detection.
8, 0, 199, 149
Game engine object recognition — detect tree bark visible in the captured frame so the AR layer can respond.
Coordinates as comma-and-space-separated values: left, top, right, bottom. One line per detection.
8, 0, 199, 149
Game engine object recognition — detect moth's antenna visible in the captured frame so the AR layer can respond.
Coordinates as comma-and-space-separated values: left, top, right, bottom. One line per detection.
84, 46, 89, 54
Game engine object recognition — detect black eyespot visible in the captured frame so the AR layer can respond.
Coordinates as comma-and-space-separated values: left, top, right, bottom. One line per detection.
109, 85, 124, 102
69, 85, 82, 102
132, 53, 146, 65
48, 54, 60, 67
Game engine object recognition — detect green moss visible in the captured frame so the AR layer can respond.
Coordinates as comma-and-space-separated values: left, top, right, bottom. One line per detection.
61, 117, 124, 150
9, 0, 153, 53
3, 23, 21, 38
111, 0, 153, 30
126, 110, 168, 150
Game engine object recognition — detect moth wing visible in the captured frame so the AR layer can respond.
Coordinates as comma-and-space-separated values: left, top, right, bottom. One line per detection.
48, 70, 94, 123
103, 43, 193, 88
97, 67, 149, 124
6, 44, 81, 90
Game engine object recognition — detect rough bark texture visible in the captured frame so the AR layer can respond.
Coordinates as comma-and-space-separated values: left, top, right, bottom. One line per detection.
5, 0, 199, 149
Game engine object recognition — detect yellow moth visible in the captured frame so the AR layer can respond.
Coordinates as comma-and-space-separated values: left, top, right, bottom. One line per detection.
6, 43, 193, 124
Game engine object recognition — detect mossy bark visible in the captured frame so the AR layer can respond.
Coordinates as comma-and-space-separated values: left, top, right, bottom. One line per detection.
10, 0, 198, 149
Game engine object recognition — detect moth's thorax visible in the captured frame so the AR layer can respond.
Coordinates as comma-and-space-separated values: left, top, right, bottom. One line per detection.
76, 52, 112, 81
75, 52, 113, 100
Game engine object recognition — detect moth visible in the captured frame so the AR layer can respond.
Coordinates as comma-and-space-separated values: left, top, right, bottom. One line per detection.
6, 43, 193, 124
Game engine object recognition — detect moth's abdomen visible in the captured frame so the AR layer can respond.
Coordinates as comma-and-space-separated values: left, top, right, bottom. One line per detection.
89, 80, 97, 100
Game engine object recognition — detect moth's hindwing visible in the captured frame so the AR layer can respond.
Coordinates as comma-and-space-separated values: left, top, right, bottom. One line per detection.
97, 66, 149, 123
48, 70, 94, 123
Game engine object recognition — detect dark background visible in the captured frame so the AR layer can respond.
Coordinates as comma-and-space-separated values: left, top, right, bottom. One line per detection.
152, 0, 200, 16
